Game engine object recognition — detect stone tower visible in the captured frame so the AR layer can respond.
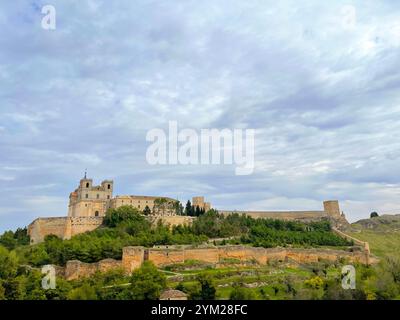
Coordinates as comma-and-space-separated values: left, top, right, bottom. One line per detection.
323, 200, 341, 218
192, 196, 211, 212
68, 176, 113, 217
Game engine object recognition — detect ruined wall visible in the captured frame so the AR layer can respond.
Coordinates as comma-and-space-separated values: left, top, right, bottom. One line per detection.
28, 217, 103, 244
219, 210, 328, 222
65, 258, 122, 280
135, 245, 370, 268
68, 217, 104, 238
122, 246, 145, 274
220, 200, 348, 225
63, 244, 372, 280
28, 217, 69, 244
150, 215, 195, 228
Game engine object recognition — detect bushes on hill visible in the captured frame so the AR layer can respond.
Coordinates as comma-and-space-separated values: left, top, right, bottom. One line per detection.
0, 228, 30, 250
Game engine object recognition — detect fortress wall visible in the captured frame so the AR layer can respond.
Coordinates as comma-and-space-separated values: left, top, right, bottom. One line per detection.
148, 249, 185, 266
63, 245, 371, 280
218, 245, 267, 264
65, 259, 122, 280
150, 215, 195, 228
264, 248, 288, 262
28, 217, 104, 244
184, 248, 220, 264
219, 210, 328, 221
125, 245, 370, 270
28, 217, 69, 244
69, 217, 103, 237
122, 246, 145, 273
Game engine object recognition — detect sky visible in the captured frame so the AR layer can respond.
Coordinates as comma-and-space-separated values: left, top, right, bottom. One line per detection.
1, 0, 400, 232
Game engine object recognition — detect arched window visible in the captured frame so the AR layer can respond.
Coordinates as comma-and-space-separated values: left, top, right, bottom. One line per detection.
85, 194, 88, 198
86, 182, 89, 188
108, 184, 111, 189
97, 194, 99, 199
94, 211, 99, 217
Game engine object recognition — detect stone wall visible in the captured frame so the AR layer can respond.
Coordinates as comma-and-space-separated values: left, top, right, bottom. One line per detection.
28, 216, 103, 244
144, 245, 370, 267
122, 246, 145, 274
65, 258, 122, 280
219, 210, 328, 222
149, 215, 195, 228
63, 245, 372, 280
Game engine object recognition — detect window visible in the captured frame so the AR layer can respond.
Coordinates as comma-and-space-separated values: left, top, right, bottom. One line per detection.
94, 211, 99, 217
108, 184, 111, 189
138, 205, 140, 208
107, 195, 110, 199
85, 194, 88, 198
86, 182, 89, 188
97, 194, 99, 199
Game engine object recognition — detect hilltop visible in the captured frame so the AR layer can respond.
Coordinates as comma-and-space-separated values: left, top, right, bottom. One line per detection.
348, 214, 400, 258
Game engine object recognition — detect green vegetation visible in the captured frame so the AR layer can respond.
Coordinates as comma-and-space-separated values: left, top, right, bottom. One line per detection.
168, 258, 400, 300
184, 200, 206, 216
2, 206, 400, 300
370, 212, 379, 218
0, 228, 30, 250
8, 207, 349, 268
349, 214, 400, 258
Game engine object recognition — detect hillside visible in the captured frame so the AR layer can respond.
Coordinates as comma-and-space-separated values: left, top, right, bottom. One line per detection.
1, 207, 399, 300
349, 214, 400, 258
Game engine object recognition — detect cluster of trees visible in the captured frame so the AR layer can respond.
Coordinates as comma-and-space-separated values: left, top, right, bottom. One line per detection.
0, 244, 71, 300
184, 200, 206, 216
179, 210, 351, 247
0, 228, 30, 250
0, 244, 168, 300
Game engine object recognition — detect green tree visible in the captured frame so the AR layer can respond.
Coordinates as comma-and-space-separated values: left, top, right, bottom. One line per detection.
0, 231, 17, 250
195, 206, 201, 217
0, 245, 19, 279
185, 200, 192, 216
0, 282, 5, 300
67, 283, 98, 300
120, 261, 166, 300
370, 212, 379, 218
0, 228, 30, 250
197, 273, 216, 300
143, 205, 152, 215
229, 285, 256, 300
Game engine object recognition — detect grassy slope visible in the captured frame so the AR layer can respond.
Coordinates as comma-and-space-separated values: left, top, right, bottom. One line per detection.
348, 214, 400, 258
164, 263, 341, 299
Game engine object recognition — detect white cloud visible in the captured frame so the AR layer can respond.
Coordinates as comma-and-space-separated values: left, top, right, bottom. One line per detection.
0, 0, 400, 230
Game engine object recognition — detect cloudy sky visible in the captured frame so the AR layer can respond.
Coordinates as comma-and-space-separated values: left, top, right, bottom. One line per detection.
1, 0, 400, 232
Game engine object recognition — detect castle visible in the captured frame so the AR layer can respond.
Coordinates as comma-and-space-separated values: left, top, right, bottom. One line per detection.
67, 175, 178, 218
27, 176, 349, 244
